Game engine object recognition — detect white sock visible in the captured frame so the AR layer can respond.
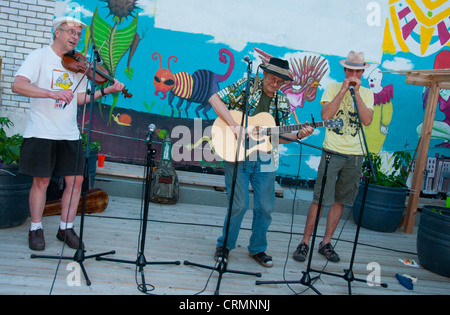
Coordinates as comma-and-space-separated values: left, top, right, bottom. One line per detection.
60, 221, 74, 230
30, 221, 43, 231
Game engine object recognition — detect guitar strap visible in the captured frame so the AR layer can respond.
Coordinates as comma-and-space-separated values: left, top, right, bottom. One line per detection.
274, 93, 280, 126
228, 76, 280, 127
254, 70, 280, 126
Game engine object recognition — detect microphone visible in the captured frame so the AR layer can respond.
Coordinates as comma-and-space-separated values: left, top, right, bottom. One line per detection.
348, 85, 356, 98
243, 55, 252, 63
93, 47, 103, 65
147, 123, 156, 141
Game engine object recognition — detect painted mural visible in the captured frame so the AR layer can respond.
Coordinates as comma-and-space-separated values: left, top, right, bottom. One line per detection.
152, 48, 235, 119
55, 0, 450, 191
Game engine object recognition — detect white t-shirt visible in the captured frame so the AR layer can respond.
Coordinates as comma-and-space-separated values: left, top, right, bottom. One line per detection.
15, 46, 88, 140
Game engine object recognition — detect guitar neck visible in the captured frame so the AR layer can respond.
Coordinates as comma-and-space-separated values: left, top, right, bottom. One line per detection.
271, 121, 326, 134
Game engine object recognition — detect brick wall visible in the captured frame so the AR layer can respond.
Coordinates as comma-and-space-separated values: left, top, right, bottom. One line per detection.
0, 0, 55, 135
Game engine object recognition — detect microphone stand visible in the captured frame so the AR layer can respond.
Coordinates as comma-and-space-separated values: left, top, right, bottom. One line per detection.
184, 59, 262, 295
306, 87, 387, 294
257, 88, 388, 295
96, 127, 181, 294
31, 47, 116, 286
256, 136, 346, 295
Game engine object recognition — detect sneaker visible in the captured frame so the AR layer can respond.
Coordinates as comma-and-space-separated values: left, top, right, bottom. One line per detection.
249, 252, 273, 268
293, 242, 309, 262
29, 228, 45, 251
318, 242, 340, 262
214, 246, 229, 263
57, 228, 84, 250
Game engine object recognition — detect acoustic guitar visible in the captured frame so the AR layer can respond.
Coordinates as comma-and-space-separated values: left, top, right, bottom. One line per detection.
211, 110, 343, 162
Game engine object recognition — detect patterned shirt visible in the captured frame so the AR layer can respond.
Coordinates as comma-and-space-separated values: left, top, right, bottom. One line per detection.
217, 77, 291, 126
321, 82, 374, 155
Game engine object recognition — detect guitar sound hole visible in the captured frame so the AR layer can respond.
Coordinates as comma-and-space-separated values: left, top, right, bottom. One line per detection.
251, 126, 266, 140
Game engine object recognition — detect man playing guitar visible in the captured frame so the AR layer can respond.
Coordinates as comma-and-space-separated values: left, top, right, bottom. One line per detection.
209, 57, 314, 267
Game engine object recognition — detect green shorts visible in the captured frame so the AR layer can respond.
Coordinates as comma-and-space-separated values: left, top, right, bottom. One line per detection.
19, 138, 85, 177
313, 151, 363, 206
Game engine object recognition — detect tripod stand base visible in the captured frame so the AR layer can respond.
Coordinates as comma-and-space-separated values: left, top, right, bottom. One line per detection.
256, 270, 322, 295
96, 253, 181, 293
310, 268, 388, 294
96, 255, 181, 267
31, 249, 116, 286
256, 267, 388, 295
184, 260, 261, 295
184, 260, 262, 277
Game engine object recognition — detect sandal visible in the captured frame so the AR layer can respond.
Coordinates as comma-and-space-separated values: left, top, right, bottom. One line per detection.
249, 252, 273, 268
318, 241, 340, 262
293, 242, 309, 262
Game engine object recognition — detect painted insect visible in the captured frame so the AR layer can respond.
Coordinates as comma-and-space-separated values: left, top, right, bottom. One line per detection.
152, 48, 235, 120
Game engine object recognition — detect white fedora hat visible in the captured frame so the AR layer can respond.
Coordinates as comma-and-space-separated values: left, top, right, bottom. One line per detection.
53, 16, 87, 30
339, 51, 370, 70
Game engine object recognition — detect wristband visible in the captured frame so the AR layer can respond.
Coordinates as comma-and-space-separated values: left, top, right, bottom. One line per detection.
297, 131, 302, 139
101, 87, 106, 97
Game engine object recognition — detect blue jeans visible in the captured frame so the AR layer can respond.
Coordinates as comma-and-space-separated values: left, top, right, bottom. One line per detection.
217, 155, 276, 255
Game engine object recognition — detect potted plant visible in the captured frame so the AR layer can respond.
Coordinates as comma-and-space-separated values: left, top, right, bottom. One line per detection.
80, 132, 101, 153
80, 132, 101, 189
0, 117, 32, 228
417, 205, 450, 277
353, 151, 412, 232
0, 117, 22, 165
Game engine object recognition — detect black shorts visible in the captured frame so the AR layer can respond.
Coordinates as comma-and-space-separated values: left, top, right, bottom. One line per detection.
19, 138, 85, 177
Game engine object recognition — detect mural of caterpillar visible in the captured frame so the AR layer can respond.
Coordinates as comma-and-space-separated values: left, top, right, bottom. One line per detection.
152, 48, 235, 120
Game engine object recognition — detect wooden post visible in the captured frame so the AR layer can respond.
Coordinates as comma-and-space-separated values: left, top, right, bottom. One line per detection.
403, 81, 440, 233
383, 69, 450, 233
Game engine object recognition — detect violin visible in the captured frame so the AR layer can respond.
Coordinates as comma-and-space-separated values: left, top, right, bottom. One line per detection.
62, 50, 132, 99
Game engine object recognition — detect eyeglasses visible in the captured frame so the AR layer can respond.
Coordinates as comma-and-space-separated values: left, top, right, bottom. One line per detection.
265, 74, 285, 86
59, 28, 82, 38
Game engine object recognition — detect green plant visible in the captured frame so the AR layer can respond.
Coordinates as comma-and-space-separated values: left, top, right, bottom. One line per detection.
0, 117, 23, 165
364, 150, 412, 188
430, 207, 443, 215
80, 133, 101, 152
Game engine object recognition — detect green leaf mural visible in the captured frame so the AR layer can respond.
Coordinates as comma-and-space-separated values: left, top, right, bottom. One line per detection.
86, 8, 139, 123
90, 8, 138, 78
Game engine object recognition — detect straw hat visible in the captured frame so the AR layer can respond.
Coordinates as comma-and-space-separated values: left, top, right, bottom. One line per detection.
339, 51, 370, 70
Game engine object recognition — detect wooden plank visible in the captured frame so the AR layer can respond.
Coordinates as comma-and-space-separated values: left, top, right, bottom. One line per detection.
382, 69, 450, 75
405, 73, 450, 89
404, 82, 440, 233
382, 69, 450, 88
96, 161, 284, 197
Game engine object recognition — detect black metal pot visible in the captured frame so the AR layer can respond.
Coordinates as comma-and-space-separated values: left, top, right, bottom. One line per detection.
0, 164, 32, 228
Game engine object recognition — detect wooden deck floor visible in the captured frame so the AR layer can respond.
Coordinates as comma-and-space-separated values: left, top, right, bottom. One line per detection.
1, 192, 449, 296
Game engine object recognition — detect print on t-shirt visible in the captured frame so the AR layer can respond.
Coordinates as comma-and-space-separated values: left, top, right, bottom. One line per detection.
52, 69, 74, 110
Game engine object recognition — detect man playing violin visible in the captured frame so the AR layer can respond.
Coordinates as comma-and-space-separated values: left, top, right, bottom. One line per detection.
12, 16, 124, 251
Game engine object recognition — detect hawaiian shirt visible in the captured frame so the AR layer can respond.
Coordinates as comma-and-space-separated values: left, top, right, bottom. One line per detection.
217, 77, 291, 126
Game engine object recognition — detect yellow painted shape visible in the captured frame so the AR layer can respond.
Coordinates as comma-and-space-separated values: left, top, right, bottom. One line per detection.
383, 18, 397, 54
389, 5, 410, 52
422, 0, 449, 11
420, 24, 435, 55
405, 0, 450, 27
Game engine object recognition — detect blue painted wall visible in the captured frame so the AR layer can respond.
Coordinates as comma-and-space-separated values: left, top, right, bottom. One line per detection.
58, 0, 450, 184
